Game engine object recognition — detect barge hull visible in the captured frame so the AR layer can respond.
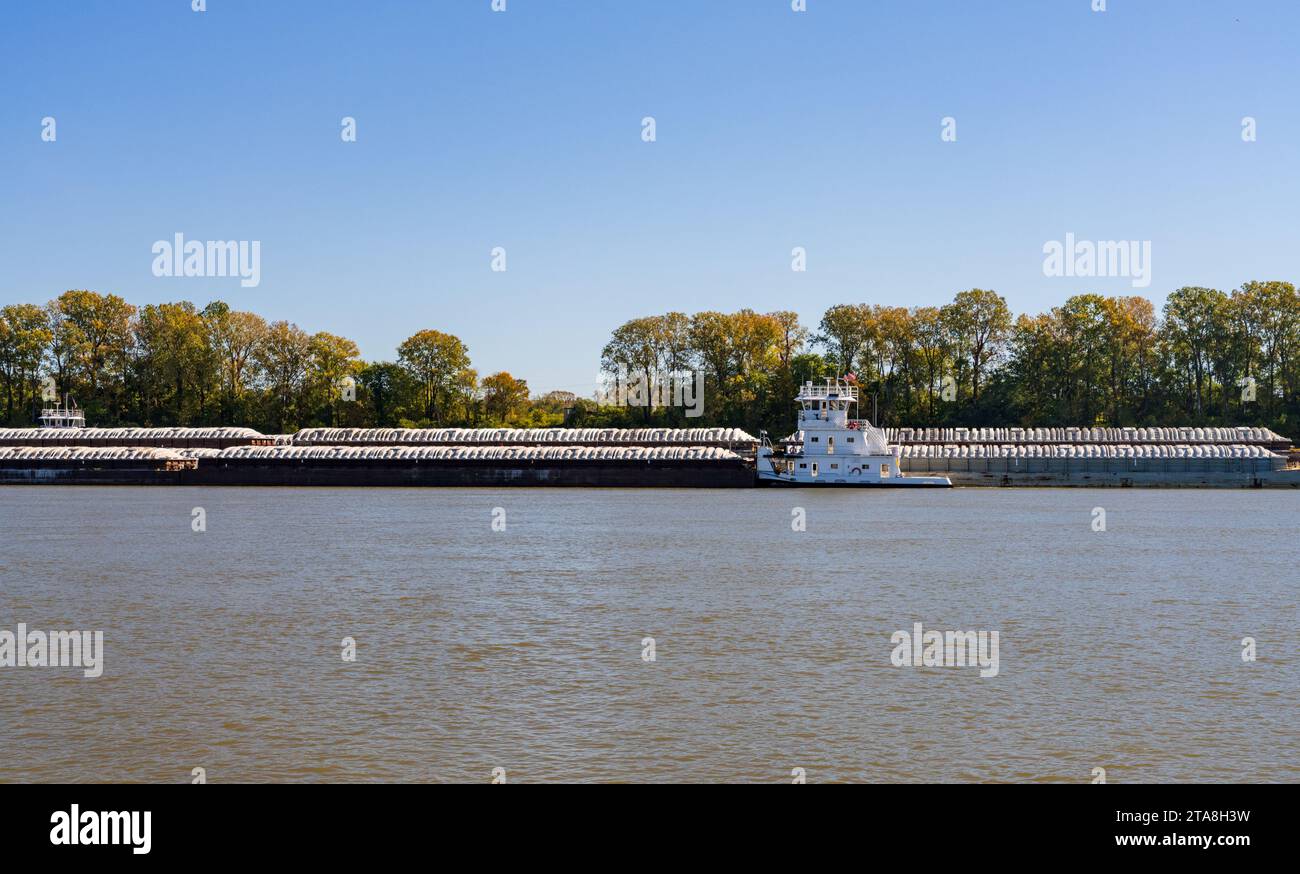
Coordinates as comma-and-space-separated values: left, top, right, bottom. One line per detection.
899, 457, 1300, 488
1, 462, 755, 488
0, 467, 189, 485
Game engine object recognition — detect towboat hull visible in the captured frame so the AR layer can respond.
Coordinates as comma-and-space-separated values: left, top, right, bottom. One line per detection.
756, 472, 952, 487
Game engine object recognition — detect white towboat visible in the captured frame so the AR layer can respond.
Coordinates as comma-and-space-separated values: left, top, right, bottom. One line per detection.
757, 378, 951, 487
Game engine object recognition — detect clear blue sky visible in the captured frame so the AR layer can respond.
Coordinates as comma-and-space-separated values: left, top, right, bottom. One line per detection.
2, 1, 1297, 396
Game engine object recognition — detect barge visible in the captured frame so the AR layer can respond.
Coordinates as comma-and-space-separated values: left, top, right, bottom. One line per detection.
0, 435, 757, 487
0, 408, 1294, 487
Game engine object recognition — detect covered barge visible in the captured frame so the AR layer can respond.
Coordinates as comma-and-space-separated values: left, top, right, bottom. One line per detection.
0, 421, 1295, 487
0, 429, 756, 487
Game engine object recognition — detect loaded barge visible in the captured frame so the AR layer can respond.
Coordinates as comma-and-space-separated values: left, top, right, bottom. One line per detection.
0, 419, 758, 487
1, 389, 1296, 487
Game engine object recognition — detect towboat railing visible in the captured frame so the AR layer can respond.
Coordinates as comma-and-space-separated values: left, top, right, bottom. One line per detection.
796, 382, 860, 401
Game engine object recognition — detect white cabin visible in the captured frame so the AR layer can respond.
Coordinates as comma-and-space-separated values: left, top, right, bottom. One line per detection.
757, 378, 951, 487
39, 396, 86, 429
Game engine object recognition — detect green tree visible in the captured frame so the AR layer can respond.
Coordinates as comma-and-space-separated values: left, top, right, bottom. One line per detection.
133, 301, 213, 424
816, 304, 872, 375
255, 321, 313, 432
943, 288, 1011, 405
204, 302, 268, 424
397, 328, 472, 425
357, 361, 414, 427
1236, 281, 1299, 421
602, 316, 669, 423
911, 306, 951, 422
1162, 286, 1229, 417
0, 304, 52, 424
52, 289, 136, 421
309, 331, 362, 426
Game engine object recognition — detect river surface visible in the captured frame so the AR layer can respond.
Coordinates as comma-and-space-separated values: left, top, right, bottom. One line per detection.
0, 486, 1295, 783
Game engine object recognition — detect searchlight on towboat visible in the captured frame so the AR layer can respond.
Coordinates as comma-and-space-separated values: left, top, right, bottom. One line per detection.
757, 377, 952, 487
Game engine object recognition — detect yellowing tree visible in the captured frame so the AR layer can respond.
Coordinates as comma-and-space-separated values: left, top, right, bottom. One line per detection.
481, 371, 530, 425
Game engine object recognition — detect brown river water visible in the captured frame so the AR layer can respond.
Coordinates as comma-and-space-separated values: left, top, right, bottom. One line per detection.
0, 486, 1295, 783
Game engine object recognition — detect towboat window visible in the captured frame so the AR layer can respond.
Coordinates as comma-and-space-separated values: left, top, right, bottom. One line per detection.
810, 436, 818, 442
881, 464, 890, 477
799, 463, 807, 469
830, 464, 838, 470
847, 436, 854, 443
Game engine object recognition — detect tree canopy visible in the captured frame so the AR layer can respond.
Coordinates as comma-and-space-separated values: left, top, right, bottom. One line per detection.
2, 282, 1297, 439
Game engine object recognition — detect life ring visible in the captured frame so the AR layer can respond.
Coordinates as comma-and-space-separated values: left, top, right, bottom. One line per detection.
850, 466, 861, 475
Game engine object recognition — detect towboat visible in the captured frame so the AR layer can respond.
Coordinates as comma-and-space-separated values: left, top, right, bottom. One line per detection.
757, 378, 952, 487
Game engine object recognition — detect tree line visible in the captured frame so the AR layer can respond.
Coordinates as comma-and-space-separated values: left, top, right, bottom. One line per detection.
597, 283, 1300, 439
0, 290, 558, 432
2, 283, 1297, 438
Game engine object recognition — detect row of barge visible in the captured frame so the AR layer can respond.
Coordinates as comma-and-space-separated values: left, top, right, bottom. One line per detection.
0, 430, 758, 487
1, 424, 1296, 488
